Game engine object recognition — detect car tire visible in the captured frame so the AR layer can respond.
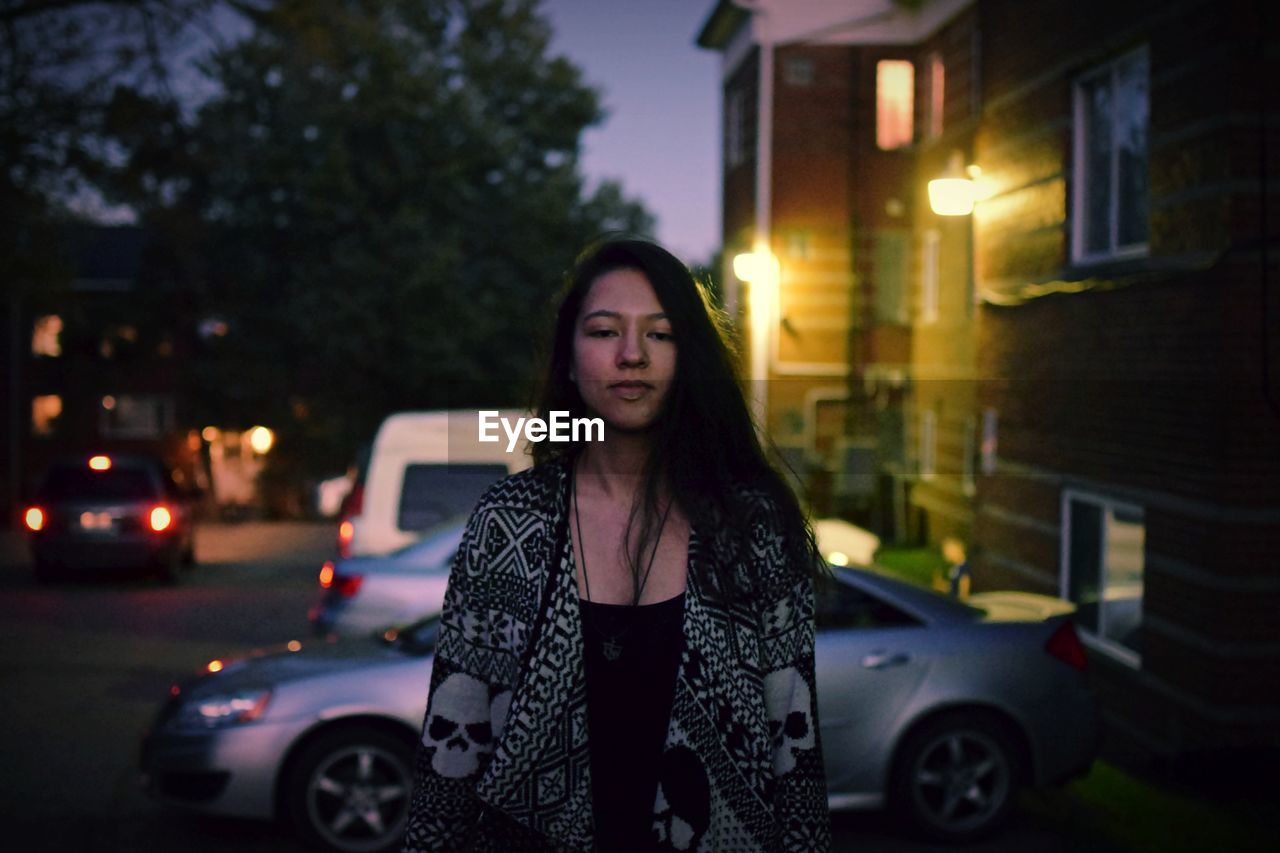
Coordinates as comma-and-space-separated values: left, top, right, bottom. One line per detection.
889, 710, 1023, 843
284, 726, 414, 853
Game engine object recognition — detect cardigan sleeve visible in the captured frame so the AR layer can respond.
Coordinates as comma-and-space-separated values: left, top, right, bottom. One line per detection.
403, 506, 512, 852
752, 500, 832, 852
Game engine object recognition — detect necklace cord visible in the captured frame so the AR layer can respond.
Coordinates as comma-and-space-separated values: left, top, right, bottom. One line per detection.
572, 463, 674, 619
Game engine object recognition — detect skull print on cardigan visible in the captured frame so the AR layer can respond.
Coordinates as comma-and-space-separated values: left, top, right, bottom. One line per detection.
403, 458, 830, 852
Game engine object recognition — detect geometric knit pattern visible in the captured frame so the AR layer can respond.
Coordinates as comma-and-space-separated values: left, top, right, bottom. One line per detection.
403, 458, 830, 852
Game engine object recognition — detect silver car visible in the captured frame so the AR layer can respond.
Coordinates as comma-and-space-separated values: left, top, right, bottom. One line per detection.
142, 566, 1098, 852
309, 519, 465, 638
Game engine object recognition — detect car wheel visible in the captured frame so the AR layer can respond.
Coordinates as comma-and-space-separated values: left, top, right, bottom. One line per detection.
285, 727, 414, 853
890, 710, 1023, 843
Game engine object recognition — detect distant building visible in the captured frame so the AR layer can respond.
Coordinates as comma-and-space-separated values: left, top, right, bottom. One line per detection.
3, 225, 204, 516
698, 0, 1279, 757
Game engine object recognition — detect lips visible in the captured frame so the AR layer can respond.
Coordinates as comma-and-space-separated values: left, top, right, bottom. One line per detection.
608, 380, 653, 400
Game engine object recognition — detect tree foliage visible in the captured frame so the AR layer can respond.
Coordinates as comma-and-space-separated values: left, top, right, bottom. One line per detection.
10, 0, 654, 471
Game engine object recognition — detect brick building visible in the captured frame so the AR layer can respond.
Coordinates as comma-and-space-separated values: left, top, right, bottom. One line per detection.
698, 0, 1278, 756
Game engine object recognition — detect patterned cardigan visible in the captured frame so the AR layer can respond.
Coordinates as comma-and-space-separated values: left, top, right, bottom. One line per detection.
403, 458, 830, 852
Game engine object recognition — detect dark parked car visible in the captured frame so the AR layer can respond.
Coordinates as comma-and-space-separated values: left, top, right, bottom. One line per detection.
24, 453, 198, 582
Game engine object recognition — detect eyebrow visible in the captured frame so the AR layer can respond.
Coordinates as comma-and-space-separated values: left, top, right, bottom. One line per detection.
581, 310, 669, 322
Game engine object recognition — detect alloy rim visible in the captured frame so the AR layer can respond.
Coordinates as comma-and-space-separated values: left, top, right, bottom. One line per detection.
306, 743, 410, 852
910, 729, 1010, 832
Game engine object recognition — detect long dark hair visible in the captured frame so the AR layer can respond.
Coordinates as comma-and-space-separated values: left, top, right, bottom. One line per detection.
531, 237, 820, 599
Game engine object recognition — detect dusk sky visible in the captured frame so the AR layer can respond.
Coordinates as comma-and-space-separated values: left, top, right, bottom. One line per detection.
543, 0, 722, 264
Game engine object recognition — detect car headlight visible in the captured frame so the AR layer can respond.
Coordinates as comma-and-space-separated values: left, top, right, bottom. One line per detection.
170, 688, 272, 730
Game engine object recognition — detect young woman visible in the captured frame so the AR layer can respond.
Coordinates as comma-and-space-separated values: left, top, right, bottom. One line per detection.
404, 239, 829, 852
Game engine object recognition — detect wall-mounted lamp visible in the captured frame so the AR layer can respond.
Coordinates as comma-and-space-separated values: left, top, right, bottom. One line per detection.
928, 151, 980, 216
732, 249, 779, 286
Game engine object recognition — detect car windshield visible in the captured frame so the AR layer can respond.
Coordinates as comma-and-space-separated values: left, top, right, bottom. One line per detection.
37, 465, 157, 501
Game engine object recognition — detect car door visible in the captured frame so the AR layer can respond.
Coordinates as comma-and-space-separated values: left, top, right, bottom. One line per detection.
815, 577, 933, 800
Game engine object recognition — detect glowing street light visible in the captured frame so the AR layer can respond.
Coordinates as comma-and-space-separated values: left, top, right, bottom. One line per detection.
249, 426, 275, 455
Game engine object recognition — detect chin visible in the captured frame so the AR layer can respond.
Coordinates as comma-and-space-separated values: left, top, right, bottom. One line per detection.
586, 403, 665, 436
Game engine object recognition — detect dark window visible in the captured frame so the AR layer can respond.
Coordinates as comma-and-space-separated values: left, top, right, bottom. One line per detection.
874, 229, 910, 324
815, 577, 920, 630
1072, 47, 1149, 260
783, 56, 815, 86
397, 464, 508, 532
38, 465, 159, 501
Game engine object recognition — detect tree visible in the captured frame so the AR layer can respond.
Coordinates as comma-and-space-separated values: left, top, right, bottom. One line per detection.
105, 0, 653, 472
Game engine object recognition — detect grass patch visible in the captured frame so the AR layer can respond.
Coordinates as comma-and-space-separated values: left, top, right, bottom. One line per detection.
872, 545, 947, 589
1025, 760, 1280, 853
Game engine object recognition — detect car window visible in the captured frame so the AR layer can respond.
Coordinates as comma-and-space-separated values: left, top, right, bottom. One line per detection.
815, 577, 921, 630
37, 465, 158, 501
397, 464, 508, 532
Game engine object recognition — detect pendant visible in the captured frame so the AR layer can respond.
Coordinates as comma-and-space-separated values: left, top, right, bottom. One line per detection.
602, 636, 622, 661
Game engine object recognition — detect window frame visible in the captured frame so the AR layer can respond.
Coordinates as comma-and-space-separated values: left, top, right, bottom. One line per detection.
1059, 488, 1145, 668
1071, 45, 1150, 264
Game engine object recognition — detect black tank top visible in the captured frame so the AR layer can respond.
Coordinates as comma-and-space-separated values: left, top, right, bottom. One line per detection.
579, 592, 685, 852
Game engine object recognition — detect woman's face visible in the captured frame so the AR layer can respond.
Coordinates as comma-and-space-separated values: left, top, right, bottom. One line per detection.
571, 267, 677, 434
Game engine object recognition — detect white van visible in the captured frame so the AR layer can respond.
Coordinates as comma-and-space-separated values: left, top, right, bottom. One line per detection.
338, 410, 530, 557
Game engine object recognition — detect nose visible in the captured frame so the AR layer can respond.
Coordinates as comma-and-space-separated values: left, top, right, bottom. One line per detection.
617, 327, 648, 368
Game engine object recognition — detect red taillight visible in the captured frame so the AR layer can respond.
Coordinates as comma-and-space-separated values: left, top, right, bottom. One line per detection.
1045, 620, 1088, 672
334, 574, 363, 598
319, 560, 362, 597
149, 506, 173, 532
337, 520, 354, 558
24, 507, 46, 532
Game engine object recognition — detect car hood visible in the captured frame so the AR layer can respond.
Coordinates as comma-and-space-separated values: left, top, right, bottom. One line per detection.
182, 635, 416, 696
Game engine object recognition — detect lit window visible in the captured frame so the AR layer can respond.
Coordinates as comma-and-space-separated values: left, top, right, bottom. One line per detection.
918, 408, 936, 481
32, 316, 63, 357
1062, 492, 1145, 665
926, 54, 945, 140
784, 56, 815, 87
1072, 47, 1149, 261
32, 395, 62, 436
920, 229, 940, 324
876, 60, 914, 150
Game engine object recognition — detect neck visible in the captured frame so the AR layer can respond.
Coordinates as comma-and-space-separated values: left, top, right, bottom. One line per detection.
575, 431, 653, 503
